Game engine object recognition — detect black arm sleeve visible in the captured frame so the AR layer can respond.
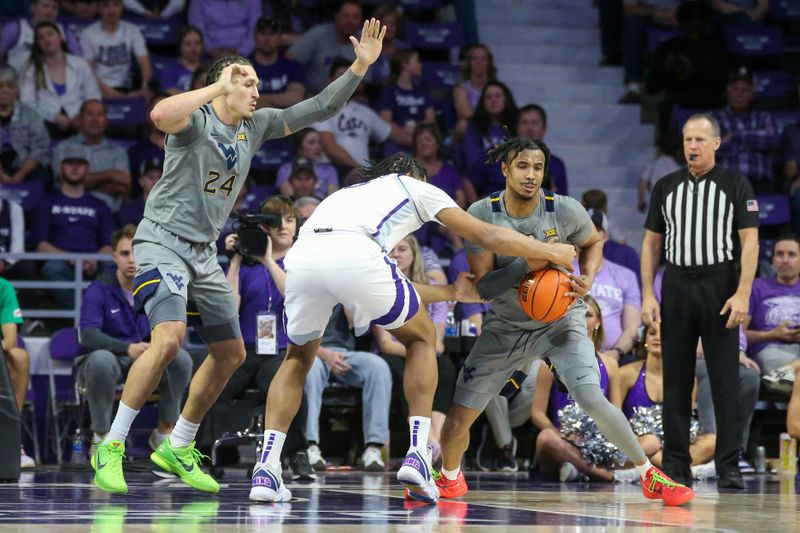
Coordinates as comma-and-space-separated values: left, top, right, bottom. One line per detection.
476, 257, 529, 300
80, 327, 130, 356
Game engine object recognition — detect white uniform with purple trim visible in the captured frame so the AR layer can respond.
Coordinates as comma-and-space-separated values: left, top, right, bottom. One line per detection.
283, 173, 458, 344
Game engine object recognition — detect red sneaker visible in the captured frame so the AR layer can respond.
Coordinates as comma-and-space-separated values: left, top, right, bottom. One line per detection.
641, 466, 695, 506
435, 469, 468, 499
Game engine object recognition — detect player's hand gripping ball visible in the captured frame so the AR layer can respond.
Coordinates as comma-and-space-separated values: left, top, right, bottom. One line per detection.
518, 267, 574, 322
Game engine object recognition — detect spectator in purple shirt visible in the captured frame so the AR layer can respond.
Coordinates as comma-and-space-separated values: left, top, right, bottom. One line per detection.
77, 224, 192, 451
412, 123, 465, 255
373, 235, 456, 462
711, 67, 780, 194
516, 104, 568, 196
377, 49, 435, 156
745, 234, 800, 393
158, 26, 204, 96
462, 81, 518, 196
188, 0, 261, 58
276, 128, 339, 199
250, 18, 306, 110
585, 208, 642, 362
34, 145, 114, 307
222, 195, 316, 479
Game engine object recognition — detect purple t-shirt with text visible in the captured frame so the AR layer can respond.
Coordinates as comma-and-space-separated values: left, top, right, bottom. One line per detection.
748, 276, 800, 356
158, 63, 195, 93
33, 190, 114, 252
376, 83, 431, 126
588, 259, 641, 350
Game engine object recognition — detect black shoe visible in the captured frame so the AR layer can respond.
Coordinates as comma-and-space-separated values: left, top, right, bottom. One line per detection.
717, 471, 744, 489
475, 425, 495, 472
290, 451, 318, 481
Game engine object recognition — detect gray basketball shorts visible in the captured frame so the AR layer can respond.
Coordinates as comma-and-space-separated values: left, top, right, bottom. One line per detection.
453, 305, 600, 412
132, 219, 241, 344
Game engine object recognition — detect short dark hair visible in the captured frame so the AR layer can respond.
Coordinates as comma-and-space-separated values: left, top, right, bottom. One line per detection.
582, 189, 608, 211
328, 57, 352, 79
206, 56, 253, 86
773, 233, 800, 256
518, 103, 547, 128
412, 123, 443, 159
260, 195, 301, 219
111, 224, 137, 251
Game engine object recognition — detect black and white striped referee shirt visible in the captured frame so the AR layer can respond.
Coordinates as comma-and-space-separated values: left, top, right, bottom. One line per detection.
645, 166, 760, 267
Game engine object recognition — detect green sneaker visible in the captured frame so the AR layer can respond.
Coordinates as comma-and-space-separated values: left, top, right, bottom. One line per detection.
91, 440, 128, 494
150, 439, 219, 494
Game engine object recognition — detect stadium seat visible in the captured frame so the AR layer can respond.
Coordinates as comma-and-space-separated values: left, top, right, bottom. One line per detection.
770, 110, 800, 134
405, 22, 463, 50
46, 327, 81, 464
104, 97, 147, 139
423, 62, 460, 90
770, 0, 800, 22
756, 195, 791, 226
251, 138, 292, 171
753, 70, 794, 106
124, 14, 181, 46
398, 0, 442, 10
240, 185, 275, 213
723, 25, 784, 57
0, 181, 44, 212
58, 16, 93, 45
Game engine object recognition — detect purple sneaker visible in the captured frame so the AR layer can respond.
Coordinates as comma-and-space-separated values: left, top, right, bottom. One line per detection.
397, 448, 439, 504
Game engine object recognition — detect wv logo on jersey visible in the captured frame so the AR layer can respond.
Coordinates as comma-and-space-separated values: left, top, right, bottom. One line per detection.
166, 273, 184, 291
217, 142, 238, 170
544, 227, 557, 238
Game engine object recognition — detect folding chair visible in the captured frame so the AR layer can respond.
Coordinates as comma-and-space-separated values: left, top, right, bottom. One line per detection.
45, 327, 82, 464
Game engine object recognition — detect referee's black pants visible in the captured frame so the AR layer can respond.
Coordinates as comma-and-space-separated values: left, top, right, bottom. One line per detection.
661, 262, 742, 479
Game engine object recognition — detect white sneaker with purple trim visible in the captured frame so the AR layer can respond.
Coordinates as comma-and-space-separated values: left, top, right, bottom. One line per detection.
397, 447, 439, 504
249, 462, 292, 502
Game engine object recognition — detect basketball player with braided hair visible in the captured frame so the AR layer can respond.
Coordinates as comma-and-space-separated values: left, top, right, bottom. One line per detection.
435, 137, 695, 506
252, 152, 577, 503
91, 18, 390, 496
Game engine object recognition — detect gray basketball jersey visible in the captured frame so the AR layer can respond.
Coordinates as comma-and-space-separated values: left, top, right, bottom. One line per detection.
143, 105, 284, 243
465, 189, 594, 331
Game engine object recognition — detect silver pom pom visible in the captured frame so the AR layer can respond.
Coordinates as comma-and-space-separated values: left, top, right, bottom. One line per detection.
629, 405, 702, 443
557, 403, 627, 469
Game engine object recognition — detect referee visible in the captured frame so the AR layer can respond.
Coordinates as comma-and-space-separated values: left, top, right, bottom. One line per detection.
641, 113, 759, 490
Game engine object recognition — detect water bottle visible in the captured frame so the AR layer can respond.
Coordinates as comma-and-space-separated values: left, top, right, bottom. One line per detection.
444, 302, 458, 337
754, 445, 766, 474
71, 429, 84, 464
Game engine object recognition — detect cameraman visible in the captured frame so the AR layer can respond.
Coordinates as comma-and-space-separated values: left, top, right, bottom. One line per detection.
222, 195, 316, 480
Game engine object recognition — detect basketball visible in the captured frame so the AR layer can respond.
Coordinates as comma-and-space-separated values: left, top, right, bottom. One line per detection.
517, 267, 573, 323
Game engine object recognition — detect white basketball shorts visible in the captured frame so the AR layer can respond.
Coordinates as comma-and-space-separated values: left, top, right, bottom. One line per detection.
283, 232, 422, 345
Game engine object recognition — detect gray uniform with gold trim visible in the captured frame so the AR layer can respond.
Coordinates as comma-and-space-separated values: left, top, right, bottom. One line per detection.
455, 189, 598, 411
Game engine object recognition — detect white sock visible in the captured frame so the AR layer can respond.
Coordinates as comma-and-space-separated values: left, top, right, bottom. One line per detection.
170, 416, 200, 448
441, 466, 460, 481
260, 430, 286, 468
408, 416, 431, 451
636, 459, 654, 479
104, 402, 139, 444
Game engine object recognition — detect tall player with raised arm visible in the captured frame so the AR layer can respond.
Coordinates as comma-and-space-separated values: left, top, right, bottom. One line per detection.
91, 19, 389, 495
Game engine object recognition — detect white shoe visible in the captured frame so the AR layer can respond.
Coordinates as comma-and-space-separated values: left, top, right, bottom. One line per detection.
20, 447, 35, 469
250, 462, 292, 502
763, 365, 796, 395
307, 444, 327, 471
397, 447, 439, 504
361, 445, 385, 471
691, 460, 717, 480
613, 467, 640, 484
559, 462, 580, 482
148, 429, 169, 451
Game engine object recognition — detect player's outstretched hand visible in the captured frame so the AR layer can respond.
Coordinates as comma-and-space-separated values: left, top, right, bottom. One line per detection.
218, 63, 250, 95
350, 18, 387, 67
453, 272, 486, 303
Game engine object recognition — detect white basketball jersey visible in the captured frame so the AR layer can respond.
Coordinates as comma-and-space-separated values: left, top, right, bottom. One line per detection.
300, 173, 458, 251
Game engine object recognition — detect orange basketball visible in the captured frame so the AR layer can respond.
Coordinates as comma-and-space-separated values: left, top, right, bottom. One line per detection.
517, 267, 574, 323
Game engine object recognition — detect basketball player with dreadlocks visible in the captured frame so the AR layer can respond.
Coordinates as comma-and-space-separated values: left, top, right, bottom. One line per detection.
251, 153, 577, 503
435, 137, 696, 506
90, 19, 390, 496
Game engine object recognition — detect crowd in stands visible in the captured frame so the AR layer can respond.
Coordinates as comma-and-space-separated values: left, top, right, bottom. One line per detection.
0, 0, 797, 481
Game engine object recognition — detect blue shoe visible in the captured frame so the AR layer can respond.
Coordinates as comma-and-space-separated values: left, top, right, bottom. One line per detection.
397, 447, 439, 504
250, 462, 292, 502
